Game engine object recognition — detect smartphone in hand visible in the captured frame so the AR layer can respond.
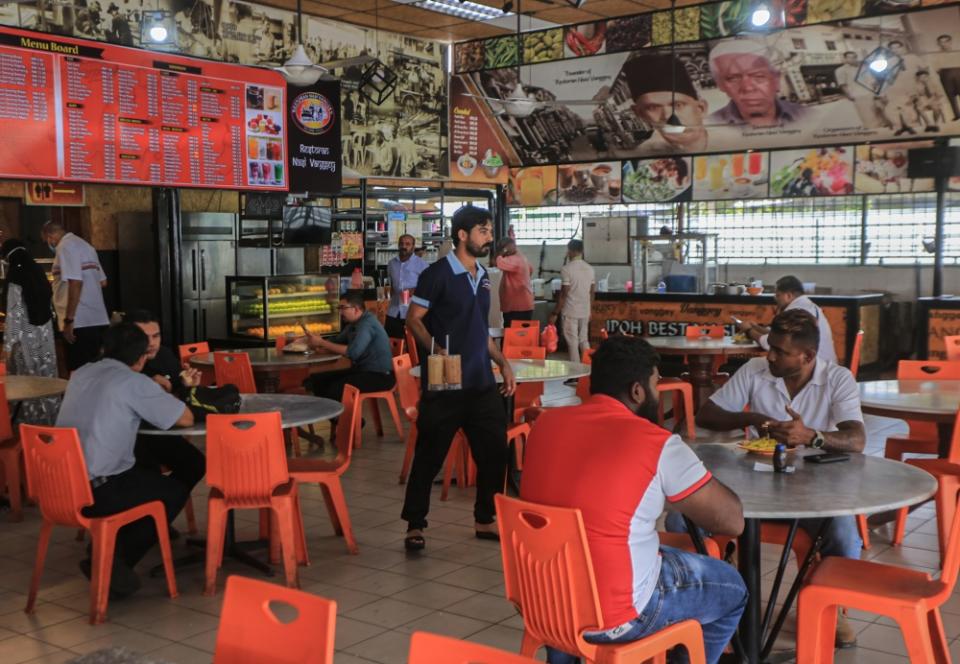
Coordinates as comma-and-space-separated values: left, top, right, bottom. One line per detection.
731, 315, 743, 326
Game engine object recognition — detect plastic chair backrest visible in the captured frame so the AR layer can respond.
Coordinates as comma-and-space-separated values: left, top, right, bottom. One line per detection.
945, 336, 960, 362
408, 631, 538, 664
206, 411, 290, 500
936, 483, 960, 599
404, 327, 420, 365
496, 494, 604, 658
504, 328, 538, 349
331, 385, 361, 462
390, 338, 405, 358
509, 320, 541, 335
275, 335, 288, 351
20, 424, 93, 527
897, 360, 960, 381
848, 330, 864, 379
393, 355, 419, 413
214, 575, 336, 664
179, 341, 211, 365
214, 352, 257, 393
685, 325, 724, 339
0, 362, 7, 375
504, 346, 546, 361
581, 348, 594, 365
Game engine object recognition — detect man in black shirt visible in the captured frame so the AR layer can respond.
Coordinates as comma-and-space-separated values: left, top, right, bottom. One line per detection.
125, 310, 206, 510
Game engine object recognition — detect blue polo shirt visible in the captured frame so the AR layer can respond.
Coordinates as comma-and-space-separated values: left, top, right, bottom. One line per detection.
412, 253, 494, 392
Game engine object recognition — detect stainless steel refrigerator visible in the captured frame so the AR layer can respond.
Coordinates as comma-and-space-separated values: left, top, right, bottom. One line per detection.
179, 213, 236, 342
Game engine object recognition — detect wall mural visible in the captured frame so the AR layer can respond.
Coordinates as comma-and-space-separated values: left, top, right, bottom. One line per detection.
0, 0, 447, 180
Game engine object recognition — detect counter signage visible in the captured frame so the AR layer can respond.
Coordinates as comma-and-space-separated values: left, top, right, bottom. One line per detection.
0, 25, 287, 191
286, 79, 341, 194
926, 308, 960, 360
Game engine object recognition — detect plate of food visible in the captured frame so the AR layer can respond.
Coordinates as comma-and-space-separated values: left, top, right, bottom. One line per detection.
732, 333, 753, 345
281, 341, 311, 354
737, 437, 779, 455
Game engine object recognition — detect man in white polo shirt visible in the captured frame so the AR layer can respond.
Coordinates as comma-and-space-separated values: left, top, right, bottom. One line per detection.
738, 275, 837, 363
672, 308, 865, 648
44, 221, 110, 371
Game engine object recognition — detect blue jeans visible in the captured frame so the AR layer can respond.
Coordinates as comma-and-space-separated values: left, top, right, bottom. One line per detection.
663, 512, 862, 560
545, 546, 747, 664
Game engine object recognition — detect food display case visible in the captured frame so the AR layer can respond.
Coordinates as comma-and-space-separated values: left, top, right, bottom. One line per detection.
227, 275, 340, 342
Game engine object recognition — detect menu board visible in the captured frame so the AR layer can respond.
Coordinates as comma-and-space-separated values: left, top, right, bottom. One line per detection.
0, 26, 287, 191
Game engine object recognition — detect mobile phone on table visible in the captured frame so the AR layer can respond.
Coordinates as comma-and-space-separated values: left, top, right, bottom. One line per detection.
806, 452, 850, 464
298, 320, 310, 337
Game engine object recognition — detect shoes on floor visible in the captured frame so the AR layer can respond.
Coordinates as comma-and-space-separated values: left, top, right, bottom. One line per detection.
835, 611, 857, 649
79, 556, 142, 600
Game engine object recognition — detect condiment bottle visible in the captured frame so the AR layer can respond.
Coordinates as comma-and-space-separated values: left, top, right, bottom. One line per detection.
773, 444, 787, 473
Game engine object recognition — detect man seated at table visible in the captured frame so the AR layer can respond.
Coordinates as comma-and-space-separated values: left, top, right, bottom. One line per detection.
522, 335, 747, 664
303, 289, 395, 405
124, 309, 205, 535
737, 275, 837, 363
57, 322, 194, 599
673, 308, 865, 648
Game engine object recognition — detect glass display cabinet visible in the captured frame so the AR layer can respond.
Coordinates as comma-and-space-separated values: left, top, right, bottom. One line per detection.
226, 274, 341, 341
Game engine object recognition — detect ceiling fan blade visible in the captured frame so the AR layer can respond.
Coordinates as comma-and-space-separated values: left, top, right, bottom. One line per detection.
318, 55, 376, 70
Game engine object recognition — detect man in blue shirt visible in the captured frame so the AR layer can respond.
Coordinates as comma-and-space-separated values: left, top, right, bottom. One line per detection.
385, 233, 429, 339
401, 206, 515, 551
304, 289, 395, 404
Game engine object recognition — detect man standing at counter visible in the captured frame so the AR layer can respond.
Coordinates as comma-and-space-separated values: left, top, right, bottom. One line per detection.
385, 233, 428, 339
401, 205, 515, 551
739, 275, 837, 363
549, 239, 595, 363
495, 238, 534, 326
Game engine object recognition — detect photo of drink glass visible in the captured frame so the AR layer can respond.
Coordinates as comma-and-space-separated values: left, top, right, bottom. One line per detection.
444, 354, 462, 390
427, 354, 445, 391
273, 162, 283, 184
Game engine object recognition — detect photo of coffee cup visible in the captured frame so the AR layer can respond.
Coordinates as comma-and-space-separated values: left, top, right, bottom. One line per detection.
590, 164, 611, 190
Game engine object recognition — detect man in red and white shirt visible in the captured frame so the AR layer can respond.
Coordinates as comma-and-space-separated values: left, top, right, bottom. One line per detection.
494, 238, 534, 328
521, 336, 746, 664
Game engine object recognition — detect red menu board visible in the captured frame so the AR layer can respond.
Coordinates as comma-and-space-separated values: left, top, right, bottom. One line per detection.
0, 26, 287, 191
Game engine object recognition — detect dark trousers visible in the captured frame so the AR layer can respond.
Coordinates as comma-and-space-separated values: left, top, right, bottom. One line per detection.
502, 310, 533, 327
66, 325, 107, 371
306, 369, 396, 403
940, 69, 960, 119
134, 434, 206, 493
81, 467, 189, 566
401, 387, 508, 530
384, 315, 406, 339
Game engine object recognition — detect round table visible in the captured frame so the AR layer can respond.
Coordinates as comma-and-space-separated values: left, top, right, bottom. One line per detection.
188, 349, 343, 393
410, 358, 591, 383
859, 379, 960, 457
2, 375, 68, 402
646, 336, 761, 406
693, 443, 936, 662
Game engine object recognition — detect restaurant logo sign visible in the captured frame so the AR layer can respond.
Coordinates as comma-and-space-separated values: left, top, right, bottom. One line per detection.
291, 92, 335, 136
286, 80, 341, 194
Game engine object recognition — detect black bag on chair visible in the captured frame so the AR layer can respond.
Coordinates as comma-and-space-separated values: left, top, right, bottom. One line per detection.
184, 384, 242, 420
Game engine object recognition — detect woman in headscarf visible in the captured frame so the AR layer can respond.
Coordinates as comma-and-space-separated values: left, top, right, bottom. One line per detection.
1, 239, 58, 424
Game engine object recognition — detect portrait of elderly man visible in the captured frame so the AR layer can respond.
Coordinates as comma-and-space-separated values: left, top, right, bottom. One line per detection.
621, 53, 710, 153
708, 37, 807, 128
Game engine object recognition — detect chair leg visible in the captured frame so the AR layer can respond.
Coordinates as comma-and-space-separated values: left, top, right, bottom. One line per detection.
293, 489, 309, 566
927, 609, 951, 664
319, 483, 344, 536
934, 480, 960, 564
519, 631, 541, 658
892, 506, 909, 545
25, 521, 54, 614
680, 386, 695, 437
88, 522, 117, 625
856, 514, 870, 550
147, 506, 178, 599
271, 500, 300, 589
398, 421, 417, 484
204, 499, 228, 596
184, 495, 198, 535
321, 479, 358, 554
899, 608, 938, 664
258, 508, 271, 540
796, 597, 837, 664
384, 394, 404, 440
366, 398, 384, 436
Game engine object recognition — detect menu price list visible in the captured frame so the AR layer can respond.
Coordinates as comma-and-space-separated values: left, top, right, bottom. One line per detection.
0, 47, 58, 179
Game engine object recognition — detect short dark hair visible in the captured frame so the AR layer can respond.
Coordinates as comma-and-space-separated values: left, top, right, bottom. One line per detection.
769, 309, 820, 352
398, 233, 416, 245
590, 336, 660, 399
103, 322, 149, 366
341, 289, 365, 309
123, 309, 159, 325
497, 237, 515, 254
567, 239, 584, 255
843, 50, 857, 57
451, 205, 492, 247
775, 275, 804, 296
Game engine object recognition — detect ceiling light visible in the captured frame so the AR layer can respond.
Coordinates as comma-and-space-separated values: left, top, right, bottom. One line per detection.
662, 113, 686, 134
148, 24, 168, 42
277, 44, 326, 86
869, 57, 888, 73
750, 3, 771, 27
412, 0, 510, 21
141, 11, 176, 49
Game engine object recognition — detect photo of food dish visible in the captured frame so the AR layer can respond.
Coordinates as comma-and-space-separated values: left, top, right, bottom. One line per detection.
770, 148, 854, 197
557, 162, 621, 204
457, 154, 477, 177
622, 157, 692, 203
564, 22, 606, 57
855, 142, 934, 194
246, 110, 283, 136
506, 166, 558, 207
692, 152, 768, 200
481, 150, 504, 178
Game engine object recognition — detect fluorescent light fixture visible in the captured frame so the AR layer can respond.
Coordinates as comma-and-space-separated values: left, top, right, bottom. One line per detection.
412, 0, 510, 21
750, 3, 771, 26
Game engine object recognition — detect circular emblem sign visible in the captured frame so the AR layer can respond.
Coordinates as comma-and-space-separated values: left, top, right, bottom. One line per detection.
292, 92, 335, 136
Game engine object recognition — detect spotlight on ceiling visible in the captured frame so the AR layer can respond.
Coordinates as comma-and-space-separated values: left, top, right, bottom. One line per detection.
750, 3, 771, 27
869, 57, 888, 73
141, 11, 177, 50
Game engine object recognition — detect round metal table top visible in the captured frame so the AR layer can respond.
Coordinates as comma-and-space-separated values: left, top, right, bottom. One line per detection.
139, 394, 343, 436
692, 443, 936, 520
411, 358, 591, 384
645, 336, 760, 355
859, 379, 960, 421
2, 375, 68, 402
188, 348, 342, 369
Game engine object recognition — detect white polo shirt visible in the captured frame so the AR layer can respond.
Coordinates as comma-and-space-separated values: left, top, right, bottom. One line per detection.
52, 232, 109, 330
710, 356, 863, 437
759, 295, 837, 364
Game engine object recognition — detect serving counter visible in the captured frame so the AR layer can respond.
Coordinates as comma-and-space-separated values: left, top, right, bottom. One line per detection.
591, 292, 883, 367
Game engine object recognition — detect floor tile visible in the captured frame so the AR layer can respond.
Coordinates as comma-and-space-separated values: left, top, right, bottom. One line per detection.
344, 597, 434, 629
343, 630, 412, 664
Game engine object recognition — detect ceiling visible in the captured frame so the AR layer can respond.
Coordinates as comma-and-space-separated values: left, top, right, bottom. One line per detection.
262, 0, 700, 43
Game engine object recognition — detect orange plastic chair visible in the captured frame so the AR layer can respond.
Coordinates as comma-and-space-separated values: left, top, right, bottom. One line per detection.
204, 411, 306, 595
656, 379, 696, 438
390, 337, 406, 358
504, 346, 546, 422
846, 331, 870, 548
395, 355, 420, 484
274, 335, 310, 396
404, 327, 420, 366
409, 631, 538, 664
685, 325, 724, 339
21, 424, 178, 624
213, 575, 336, 664
440, 430, 475, 501
658, 531, 722, 559
509, 320, 541, 335
355, 377, 404, 450
213, 352, 257, 394
0, 382, 23, 521
503, 327, 539, 350
507, 422, 532, 473
496, 495, 706, 664
945, 335, 960, 362
179, 341, 213, 386
796, 489, 960, 664
287, 385, 362, 555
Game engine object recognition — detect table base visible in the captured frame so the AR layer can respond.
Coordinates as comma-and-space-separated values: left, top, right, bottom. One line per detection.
149, 513, 274, 578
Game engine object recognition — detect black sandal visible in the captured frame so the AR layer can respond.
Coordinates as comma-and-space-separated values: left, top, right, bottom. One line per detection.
404, 532, 426, 551
475, 530, 500, 541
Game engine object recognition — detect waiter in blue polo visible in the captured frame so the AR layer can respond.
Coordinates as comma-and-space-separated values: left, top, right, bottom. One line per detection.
400, 205, 515, 551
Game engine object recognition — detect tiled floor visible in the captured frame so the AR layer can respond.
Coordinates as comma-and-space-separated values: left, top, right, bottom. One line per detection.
0, 382, 954, 663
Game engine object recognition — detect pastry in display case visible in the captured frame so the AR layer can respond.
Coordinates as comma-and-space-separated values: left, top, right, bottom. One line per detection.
227, 275, 341, 341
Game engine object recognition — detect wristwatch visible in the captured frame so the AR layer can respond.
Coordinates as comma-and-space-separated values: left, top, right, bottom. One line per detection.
810, 430, 825, 449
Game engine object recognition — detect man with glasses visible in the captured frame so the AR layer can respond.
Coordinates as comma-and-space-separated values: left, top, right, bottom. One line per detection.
303, 289, 395, 404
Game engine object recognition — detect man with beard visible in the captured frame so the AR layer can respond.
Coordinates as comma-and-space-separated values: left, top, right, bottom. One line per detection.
385, 234, 428, 339
672, 308, 865, 649
521, 335, 746, 664
400, 206, 516, 551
